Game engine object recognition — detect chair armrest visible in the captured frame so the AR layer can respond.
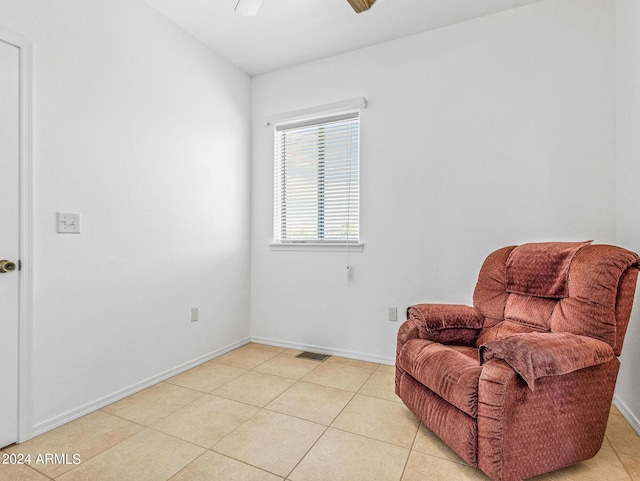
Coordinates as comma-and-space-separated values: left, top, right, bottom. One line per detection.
406, 303, 484, 346
397, 317, 420, 343
479, 332, 615, 390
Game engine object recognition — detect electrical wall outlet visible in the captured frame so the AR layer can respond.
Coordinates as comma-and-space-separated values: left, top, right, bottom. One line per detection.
191, 307, 199, 322
388, 307, 398, 322
57, 212, 80, 234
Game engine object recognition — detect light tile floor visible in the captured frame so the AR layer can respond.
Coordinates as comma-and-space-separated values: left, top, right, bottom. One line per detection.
2, 343, 639, 481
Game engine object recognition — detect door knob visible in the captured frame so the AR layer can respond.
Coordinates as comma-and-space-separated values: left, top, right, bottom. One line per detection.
0, 260, 17, 273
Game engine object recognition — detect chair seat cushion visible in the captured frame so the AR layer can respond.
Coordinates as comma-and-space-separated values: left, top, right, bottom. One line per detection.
398, 339, 483, 418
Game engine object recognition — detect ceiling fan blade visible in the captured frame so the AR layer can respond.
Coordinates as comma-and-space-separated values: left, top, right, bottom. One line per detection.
235, 0, 263, 16
346, 0, 376, 13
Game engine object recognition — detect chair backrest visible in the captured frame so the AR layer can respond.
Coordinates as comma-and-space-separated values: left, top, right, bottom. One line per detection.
473, 242, 640, 355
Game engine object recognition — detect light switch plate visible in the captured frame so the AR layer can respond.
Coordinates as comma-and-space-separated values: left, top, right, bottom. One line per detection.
57, 212, 81, 233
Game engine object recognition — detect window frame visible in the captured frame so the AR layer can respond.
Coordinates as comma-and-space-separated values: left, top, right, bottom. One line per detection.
270, 106, 364, 252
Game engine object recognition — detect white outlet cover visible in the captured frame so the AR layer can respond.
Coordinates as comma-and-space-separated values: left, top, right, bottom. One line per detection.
57, 212, 81, 233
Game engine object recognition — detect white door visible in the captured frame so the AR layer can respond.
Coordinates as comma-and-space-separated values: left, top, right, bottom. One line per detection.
0, 38, 21, 448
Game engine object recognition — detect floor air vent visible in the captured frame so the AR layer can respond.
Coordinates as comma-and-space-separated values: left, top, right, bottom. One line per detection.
296, 351, 330, 362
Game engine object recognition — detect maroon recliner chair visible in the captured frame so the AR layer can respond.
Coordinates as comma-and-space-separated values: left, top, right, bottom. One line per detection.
396, 241, 639, 481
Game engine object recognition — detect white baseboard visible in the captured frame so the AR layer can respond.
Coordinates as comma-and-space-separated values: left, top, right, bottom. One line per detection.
31, 336, 395, 439
31, 337, 250, 438
250, 336, 395, 366
613, 395, 640, 436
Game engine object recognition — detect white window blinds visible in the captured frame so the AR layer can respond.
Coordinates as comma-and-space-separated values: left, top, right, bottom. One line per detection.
274, 112, 360, 244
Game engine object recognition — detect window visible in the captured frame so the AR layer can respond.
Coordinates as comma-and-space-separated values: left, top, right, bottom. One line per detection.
273, 111, 360, 247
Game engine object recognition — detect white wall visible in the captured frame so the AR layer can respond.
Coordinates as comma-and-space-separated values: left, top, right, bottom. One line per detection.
0, 0, 629, 439
615, 0, 640, 433
251, 0, 616, 363
0, 0, 252, 434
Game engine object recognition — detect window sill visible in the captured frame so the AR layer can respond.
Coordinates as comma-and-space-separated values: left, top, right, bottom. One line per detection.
269, 242, 364, 252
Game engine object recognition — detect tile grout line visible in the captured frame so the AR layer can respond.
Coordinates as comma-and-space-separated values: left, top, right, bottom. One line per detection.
282, 423, 331, 480
278, 363, 416, 480
7, 410, 147, 480
398, 420, 423, 481
4, 348, 470, 480
12, 342, 638, 481
84, 371, 270, 479
205, 350, 382, 480
54, 425, 207, 481
165, 450, 210, 481
198, 354, 323, 476
610, 448, 634, 481
204, 353, 331, 479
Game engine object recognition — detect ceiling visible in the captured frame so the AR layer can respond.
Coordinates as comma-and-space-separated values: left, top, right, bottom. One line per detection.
144, 0, 543, 76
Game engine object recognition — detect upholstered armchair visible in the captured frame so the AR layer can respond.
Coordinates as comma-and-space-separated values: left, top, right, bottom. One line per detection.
395, 242, 639, 481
